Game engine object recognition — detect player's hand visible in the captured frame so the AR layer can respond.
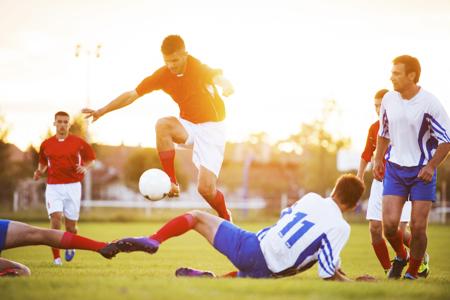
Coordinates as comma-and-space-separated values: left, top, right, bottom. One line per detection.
418, 164, 435, 183
33, 169, 41, 181
355, 274, 376, 282
82, 108, 103, 122
372, 159, 385, 181
220, 80, 234, 97
76, 165, 89, 175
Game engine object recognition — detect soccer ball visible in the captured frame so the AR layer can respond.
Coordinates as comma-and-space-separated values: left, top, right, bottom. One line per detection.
138, 169, 171, 201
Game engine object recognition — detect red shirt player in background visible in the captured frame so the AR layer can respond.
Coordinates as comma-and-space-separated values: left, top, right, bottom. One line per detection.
82, 35, 234, 222
357, 89, 423, 275
34, 111, 96, 265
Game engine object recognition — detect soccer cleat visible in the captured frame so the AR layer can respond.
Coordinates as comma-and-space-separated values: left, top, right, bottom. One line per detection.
417, 252, 430, 278
116, 237, 160, 254
0, 268, 20, 277
387, 256, 408, 279
65, 249, 76, 262
403, 272, 417, 280
53, 257, 63, 266
98, 243, 121, 259
175, 267, 216, 278
167, 183, 180, 198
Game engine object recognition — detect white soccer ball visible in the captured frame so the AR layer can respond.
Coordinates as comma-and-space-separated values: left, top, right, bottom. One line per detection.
138, 169, 171, 201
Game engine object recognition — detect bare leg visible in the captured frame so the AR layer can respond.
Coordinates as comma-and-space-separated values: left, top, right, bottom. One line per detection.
198, 167, 230, 220
50, 212, 63, 260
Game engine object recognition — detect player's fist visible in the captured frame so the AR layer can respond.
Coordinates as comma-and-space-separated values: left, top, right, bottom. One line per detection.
372, 159, 385, 181
355, 274, 376, 282
418, 165, 435, 183
82, 108, 102, 122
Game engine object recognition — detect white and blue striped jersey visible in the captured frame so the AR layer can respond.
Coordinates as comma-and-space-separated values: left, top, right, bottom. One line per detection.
379, 89, 450, 167
257, 193, 350, 279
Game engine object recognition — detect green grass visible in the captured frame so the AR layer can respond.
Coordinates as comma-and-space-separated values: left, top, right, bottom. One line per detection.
1, 222, 449, 300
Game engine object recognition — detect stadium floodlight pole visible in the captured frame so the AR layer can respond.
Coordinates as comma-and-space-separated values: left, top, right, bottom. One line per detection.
75, 43, 102, 201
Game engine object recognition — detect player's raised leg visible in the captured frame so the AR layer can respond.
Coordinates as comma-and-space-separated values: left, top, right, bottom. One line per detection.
155, 116, 188, 197
108, 210, 223, 256
197, 167, 231, 221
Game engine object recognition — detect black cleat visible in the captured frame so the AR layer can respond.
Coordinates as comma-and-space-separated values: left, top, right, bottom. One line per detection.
98, 243, 120, 259
387, 256, 408, 279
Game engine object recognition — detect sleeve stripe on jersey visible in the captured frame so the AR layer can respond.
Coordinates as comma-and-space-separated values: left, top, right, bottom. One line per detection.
428, 114, 450, 143
431, 123, 450, 143
381, 111, 389, 137
319, 242, 336, 275
318, 254, 334, 276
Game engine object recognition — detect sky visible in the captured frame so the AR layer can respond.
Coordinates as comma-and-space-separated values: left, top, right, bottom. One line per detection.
1, 0, 450, 153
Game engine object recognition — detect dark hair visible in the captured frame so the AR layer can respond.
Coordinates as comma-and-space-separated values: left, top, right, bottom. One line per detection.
332, 174, 365, 208
161, 35, 185, 55
392, 55, 421, 83
374, 89, 388, 100
54, 111, 70, 119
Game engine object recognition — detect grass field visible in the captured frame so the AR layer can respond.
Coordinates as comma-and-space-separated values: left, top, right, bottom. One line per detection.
0, 222, 449, 300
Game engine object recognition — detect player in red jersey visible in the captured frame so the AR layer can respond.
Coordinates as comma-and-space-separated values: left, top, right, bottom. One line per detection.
0, 219, 115, 277
34, 111, 96, 265
83, 35, 234, 221
357, 89, 413, 274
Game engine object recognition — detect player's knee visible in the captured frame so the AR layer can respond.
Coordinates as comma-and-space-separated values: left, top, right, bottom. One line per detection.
409, 221, 427, 236
155, 117, 174, 135
50, 214, 62, 228
369, 223, 383, 238
383, 224, 397, 238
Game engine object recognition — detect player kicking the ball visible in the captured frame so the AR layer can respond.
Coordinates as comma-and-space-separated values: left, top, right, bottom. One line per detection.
83, 35, 234, 221
102, 175, 374, 281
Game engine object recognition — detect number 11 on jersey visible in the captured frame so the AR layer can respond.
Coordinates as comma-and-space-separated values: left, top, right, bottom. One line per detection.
278, 212, 315, 248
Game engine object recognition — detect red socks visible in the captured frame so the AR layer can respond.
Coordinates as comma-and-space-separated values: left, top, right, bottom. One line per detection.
372, 239, 391, 271
406, 257, 423, 277
159, 150, 177, 184
150, 213, 197, 244
51, 247, 60, 259
209, 190, 231, 221
60, 232, 107, 252
386, 230, 408, 260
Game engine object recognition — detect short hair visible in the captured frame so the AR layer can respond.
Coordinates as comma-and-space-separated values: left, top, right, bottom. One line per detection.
392, 55, 421, 83
332, 174, 365, 208
374, 89, 388, 100
161, 35, 185, 55
54, 111, 70, 119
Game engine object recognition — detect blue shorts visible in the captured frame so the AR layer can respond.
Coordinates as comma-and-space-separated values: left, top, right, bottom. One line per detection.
383, 161, 436, 201
213, 221, 273, 278
0, 219, 11, 253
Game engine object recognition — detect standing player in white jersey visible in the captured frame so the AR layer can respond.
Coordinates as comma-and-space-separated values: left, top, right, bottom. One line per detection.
373, 55, 450, 280
34, 111, 96, 265
357, 88, 413, 274
100, 174, 371, 281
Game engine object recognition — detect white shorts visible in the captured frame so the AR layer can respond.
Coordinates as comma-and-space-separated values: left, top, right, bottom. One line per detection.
366, 179, 411, 222
178, 118, 226, 178
45, 182, 82, 221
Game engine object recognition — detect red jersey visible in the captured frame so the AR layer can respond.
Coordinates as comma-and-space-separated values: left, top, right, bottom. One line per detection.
39, 134, 96, 184
136, 55, 225, 124
361, 121, 386, 165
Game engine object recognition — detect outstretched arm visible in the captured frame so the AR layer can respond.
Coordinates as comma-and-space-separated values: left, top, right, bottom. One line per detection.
82, 90, 140, 122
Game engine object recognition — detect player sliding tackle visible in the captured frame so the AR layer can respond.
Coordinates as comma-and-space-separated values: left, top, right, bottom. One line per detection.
0, 220, 115, 276
102, 174, 373, 281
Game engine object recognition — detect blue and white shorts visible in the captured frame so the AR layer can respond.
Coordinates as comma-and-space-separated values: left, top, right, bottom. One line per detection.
213, 221, 273, 278
383, 161, 436, 201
